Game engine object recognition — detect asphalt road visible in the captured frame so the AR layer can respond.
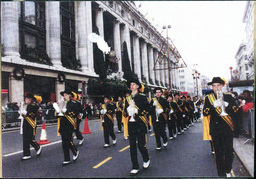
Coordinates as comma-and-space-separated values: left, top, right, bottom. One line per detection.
2, 118, 250, 178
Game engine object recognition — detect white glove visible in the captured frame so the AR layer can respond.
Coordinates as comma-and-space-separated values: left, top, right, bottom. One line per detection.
157, 109, 164, 115
153, 101, 157, 106
213, 99, 221, 108
100, 109, 107, 115
224, 101, 229, 107
183, 114, 185, 117
127, 106, 138, 116
170, 109, 174, 114
21, 109, 27, 115
61, 107, 67, 113
53, 102, 60, 113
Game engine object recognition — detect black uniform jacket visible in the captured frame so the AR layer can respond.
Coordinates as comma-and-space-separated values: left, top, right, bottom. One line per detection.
150, 96, 170, 122
24, 103, 39, 130
123, 92, 150, 130
203, 93, 238, 135
101, 103, 115, 126
169, 101, 179, 120
59, 100, 78, 133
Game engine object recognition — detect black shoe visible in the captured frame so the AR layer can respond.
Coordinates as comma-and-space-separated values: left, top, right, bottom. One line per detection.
62, 161, 70, 166
36, 146, 42, 156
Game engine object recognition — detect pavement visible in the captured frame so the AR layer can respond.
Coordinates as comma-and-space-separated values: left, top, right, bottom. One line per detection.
2, 118, 255, 177
233, 134, 254, 177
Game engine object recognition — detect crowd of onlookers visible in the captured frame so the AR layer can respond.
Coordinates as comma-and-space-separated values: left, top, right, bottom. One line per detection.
230, 89, 254, 138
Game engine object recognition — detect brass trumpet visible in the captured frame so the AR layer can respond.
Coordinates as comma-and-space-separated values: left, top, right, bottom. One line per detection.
216, 91, 228, 116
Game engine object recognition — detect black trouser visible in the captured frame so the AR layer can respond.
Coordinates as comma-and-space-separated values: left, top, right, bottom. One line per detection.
167, 118, 176, 137
75, 119, 83, 140
176, 114, 183, 133
60, 129, 78, 161
128, 122, 149, 170
211, 131, 234, 176
103, 124, 116, 144
153, 120, 168, 148
116, 111, 123, 132
23, 126, 40, 156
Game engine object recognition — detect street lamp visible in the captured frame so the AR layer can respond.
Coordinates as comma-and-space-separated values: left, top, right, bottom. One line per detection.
192, 70, 200, 96
229, 66, 233, 81
163, 25, 172, 91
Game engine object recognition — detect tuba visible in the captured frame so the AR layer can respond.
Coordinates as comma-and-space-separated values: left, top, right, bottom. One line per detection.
216, 91, 228, 116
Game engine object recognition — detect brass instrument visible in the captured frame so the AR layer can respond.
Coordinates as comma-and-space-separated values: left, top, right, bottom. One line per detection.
129, 100, 136, 122
216, 91, 228, 116
18, 101, 27, 134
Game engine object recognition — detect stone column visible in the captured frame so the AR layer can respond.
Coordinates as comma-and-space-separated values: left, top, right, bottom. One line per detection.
148, 45, 155, 85
165, 56, 169, 87
2, 2, 20, 57
154, 49, 160, 86
55, 81, 65, 103
76, 1, 89, 71
161, 60, 165, 87
95, 6, 104, 37
47, 1, 62, 67
141, 40, 149, 83
9, 75, 24, 103
113, 19, 122, 75
85, 1, 96, 74
121, 23, 131, 64
133, 35, 141, 80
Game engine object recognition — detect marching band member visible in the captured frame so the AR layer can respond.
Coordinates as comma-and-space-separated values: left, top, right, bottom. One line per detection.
58, 90, 79, 165
100, 95, 117, 148
203, 77, 238, 177
181, 95, 190, 130
21, 93, 42, 160
187, 96, 195, 126
116, 95, 124, 133
123, 78, 150, 176
166, 93, 179, 139
72, 92, 84, 146
150, 87, 169, 150
174, 93, 184, 134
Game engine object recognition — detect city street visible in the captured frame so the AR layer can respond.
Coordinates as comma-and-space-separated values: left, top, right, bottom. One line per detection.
2, 119, 250, 178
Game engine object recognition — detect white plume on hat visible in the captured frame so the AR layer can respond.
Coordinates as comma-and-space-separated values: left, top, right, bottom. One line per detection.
88, 33, 111, 54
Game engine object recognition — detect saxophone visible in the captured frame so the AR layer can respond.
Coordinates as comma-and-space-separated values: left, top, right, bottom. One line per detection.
216, 91, 228, 116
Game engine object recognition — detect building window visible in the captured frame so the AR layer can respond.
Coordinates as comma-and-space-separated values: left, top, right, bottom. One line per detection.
19, 2, 48, 63
60, 2, 78, 70
132, 19, 136, 26
60, 2, 75, 40
245, 64, 249, 71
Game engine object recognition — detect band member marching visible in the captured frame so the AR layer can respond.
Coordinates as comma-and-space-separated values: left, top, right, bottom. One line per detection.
187, 96, 195, 126
150, 87, 170, 150
181, 95, 190, 130
100, 95, 117, 148
72, 92, 84, 146
58, 90, 79, 165
123, 78, 150, 176
166, 93, 179, 139
203, 77, 238, 177
21, 93, 42, 160
116, 95, 124, 133
174, 93, 184, 134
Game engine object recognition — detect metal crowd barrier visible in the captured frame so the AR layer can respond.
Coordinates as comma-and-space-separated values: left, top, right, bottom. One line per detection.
243, 108, 254, 145
1, 109, 57, 131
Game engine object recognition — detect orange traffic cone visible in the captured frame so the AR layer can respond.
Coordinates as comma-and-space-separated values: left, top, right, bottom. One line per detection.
82, 117, 92, 134
38, 122, 50, 145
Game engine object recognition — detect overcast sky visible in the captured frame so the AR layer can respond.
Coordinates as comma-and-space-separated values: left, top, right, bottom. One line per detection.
135, 1, 247, 81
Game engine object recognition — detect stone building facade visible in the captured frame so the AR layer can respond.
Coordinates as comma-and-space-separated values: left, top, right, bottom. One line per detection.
1, 1, 181, 105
